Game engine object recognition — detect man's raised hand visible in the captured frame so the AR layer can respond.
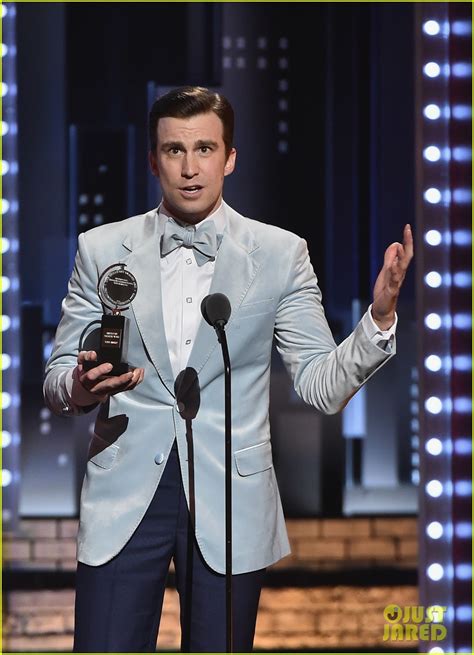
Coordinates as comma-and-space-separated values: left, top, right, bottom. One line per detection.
371, 224, 414, 330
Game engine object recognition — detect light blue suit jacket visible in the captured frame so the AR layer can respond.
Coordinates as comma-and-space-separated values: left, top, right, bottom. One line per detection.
44, 202, 394, 573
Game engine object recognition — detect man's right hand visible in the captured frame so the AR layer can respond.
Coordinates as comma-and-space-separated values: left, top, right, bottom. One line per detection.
76, 351, 145, 402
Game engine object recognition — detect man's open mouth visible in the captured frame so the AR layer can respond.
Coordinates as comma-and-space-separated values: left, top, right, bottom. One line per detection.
180, 185, 203, 194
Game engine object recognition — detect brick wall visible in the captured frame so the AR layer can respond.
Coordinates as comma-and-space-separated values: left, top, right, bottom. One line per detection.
4, 516, 418, 571
4, 516, 418, 652
277, 517, 418, 569
4, 519, 78, 571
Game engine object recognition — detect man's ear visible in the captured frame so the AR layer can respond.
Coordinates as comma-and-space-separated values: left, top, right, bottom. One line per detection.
149, 151, 159, 178
224, 148, 237, 177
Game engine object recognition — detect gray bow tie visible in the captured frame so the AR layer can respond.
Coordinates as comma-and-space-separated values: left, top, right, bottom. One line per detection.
161, 219, 222, 266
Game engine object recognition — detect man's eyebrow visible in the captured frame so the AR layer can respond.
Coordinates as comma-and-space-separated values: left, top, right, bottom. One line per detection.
195, 139, 218, 149
160, 139, 219, 151
161, 140, 185, 151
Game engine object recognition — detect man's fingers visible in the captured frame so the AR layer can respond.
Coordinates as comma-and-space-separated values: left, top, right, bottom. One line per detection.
101, 371, 133, 390
89, 370, 134, 395
81, 362, 114, 383
403, 223, 414, 260
398, 225, 414, 271
117, 369, 140, 390
109, 368, 145, 395
94, 368, 145, 396
77, 356, 145, 397
384, 227, 414, 274
77, 350, 98, 365
373, 225, 414, 313
383, 242, 400, 268
124, 368, 145, 389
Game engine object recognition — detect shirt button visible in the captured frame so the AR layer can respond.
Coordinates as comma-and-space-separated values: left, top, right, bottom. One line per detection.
186, 258, 192, 265
154, 452, 165, 465
185, 339, 191, 345
186, 297, 192, 303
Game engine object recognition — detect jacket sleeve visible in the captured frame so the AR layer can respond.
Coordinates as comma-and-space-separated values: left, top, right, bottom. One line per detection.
273, 237, 395, 414
43, 232, 102, 417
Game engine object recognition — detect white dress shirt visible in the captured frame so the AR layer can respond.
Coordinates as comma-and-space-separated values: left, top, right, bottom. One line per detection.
67, 203, 396, 404
158, 202, 227, 379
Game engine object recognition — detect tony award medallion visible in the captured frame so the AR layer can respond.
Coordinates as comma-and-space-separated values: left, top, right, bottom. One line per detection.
81, 263, 138, 376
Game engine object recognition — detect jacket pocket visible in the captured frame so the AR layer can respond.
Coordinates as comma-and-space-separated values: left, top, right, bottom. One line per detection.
234, 441, 273, 476
88, 435, 120, 470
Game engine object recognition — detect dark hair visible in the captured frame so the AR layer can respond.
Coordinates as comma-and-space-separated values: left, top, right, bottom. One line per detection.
148, 86, 234, 157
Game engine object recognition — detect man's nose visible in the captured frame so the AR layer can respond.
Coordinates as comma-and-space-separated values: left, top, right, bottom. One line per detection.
181, 153, 199, 178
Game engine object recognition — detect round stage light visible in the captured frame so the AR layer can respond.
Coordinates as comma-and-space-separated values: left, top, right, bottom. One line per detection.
426, 521, 443, 539
426, 438, 443, 455
424, 62, 441, 77
424, 187, 442, 204
2, 431, 12, 448
425, 313, 442, 329
424, 146, 441, 162
426, 479, 443, 497
425, 229, 442, 245
425, 396, 443, 414
424, 104, 441, 119
425, 355, 442, 371
423, 20, 440, 35
427, 563, 444, 581
425, 271, 442, 288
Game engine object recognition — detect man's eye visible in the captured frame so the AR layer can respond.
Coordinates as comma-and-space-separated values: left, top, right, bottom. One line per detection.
169, 148, 181, 155
200, 146, 210, 153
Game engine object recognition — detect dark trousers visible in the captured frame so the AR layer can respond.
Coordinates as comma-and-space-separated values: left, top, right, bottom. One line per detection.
73, 442, 265, 652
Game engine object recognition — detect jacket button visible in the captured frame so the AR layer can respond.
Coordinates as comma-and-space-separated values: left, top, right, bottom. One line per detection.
154, 452, 165, 465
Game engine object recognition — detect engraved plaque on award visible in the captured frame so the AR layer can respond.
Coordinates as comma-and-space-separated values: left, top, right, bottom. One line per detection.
81, 263, 138, 376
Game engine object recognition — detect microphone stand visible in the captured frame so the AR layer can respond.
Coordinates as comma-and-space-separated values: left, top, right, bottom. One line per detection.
215, 322, 232, 654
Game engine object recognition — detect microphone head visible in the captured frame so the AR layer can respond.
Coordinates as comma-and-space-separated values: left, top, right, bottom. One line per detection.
201, 293, 231, 328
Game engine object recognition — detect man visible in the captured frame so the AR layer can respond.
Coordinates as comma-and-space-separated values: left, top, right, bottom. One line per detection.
44, 86, 413, 652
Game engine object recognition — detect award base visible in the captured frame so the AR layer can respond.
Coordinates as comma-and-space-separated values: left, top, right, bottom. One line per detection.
83, 313, 131, 377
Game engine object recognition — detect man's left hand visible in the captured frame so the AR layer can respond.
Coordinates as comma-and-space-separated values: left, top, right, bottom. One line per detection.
371, 224, 414, 330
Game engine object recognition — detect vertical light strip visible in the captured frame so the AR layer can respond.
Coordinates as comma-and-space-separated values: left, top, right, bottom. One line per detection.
1, 2, 21, 532
417, 4, 472, 653
416, 5, 453, 653
446, 4, 472, 652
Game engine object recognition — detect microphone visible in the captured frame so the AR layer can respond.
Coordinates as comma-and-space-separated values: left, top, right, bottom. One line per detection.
201, 293, 231, 330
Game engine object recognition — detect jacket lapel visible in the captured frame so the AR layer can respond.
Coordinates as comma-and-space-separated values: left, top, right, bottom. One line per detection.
122, 211, 175, 397
187, 204, 261, 376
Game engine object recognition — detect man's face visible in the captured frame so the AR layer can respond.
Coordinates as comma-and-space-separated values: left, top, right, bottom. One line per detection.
149, 111, 236, 224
